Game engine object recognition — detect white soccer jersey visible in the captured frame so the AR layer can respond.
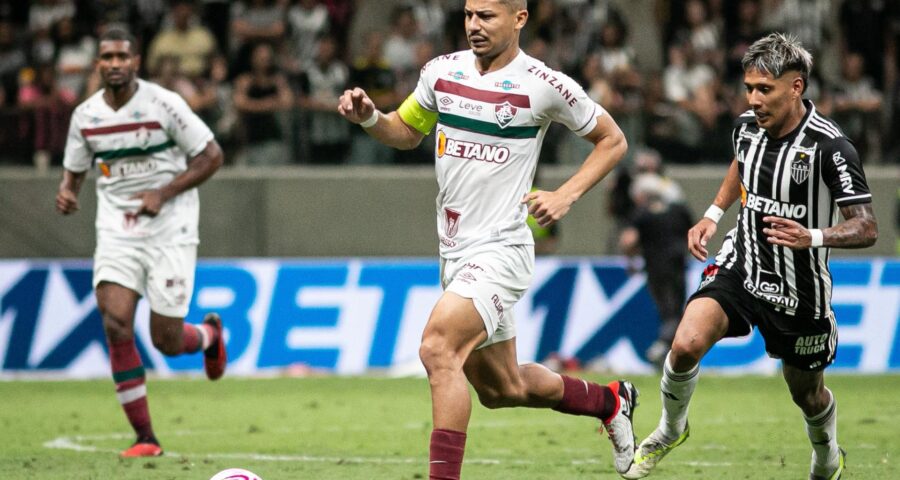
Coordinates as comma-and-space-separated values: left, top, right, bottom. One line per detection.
64, 79, 214, 246
413, 50, 604, 258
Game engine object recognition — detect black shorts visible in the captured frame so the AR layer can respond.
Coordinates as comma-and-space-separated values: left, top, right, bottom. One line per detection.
688, 265, 837, 371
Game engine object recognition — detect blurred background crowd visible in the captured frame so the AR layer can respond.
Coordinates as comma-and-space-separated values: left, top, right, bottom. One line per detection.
0, 0, 897, 170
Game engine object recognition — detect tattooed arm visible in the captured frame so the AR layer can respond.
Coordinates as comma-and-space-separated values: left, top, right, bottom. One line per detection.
763, 203, 878, 250
825, 203, 879, 248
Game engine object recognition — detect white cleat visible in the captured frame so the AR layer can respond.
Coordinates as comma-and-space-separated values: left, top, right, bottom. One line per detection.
603, 380, 640, 476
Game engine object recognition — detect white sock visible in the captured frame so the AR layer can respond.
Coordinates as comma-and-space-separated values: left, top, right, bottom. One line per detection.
805, 389, 839, 477
197, 324, 212, 350
658, 352, 699, 441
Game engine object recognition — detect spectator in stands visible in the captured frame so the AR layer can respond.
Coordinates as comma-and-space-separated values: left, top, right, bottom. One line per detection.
53, 17, 94, 100
412, 0, 445, 48
297, 35, 350, 164
383, 6, 420, 74
230, 0, 286, 69
146, 0, 217, 79
348, 31, 396, 164
18, 63, 76, 171
150, 55, 206, 111
0, 21, 26, 106
659, 41, 716, 154
838, 0, 889, 91
761, 0, 831, 57
673, 0, 722, 71
28, 0, 75, 35
286, 0, 330, 73
233, 42, 293, 166
724, 0, 766, 81
831, 52, 883, 162
619, 171, 692, 367
596, 18, 635, 75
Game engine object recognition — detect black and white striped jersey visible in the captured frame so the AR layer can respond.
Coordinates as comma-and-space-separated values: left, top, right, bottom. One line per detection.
714, 100, 872, 318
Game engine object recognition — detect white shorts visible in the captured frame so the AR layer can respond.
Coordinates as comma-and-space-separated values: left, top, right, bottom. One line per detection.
93, 243, 197, 318
440, 245, 534, 349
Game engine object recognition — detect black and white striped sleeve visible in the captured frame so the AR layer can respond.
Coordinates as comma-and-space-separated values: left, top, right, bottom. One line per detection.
820, 137, 871, 206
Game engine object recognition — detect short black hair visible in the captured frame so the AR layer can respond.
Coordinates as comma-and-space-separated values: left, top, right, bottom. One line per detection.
99, 27, 138, 53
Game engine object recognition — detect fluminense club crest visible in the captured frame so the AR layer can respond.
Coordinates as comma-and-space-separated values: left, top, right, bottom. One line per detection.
445, 208, 460, 238
494, 101, 517, 129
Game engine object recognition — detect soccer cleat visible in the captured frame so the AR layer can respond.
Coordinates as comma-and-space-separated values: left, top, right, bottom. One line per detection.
120, 440, 163, 458
810, 447, 846, 480
623, 424, 690, 479
203, 313, 227, 380
603, 380, 640, 475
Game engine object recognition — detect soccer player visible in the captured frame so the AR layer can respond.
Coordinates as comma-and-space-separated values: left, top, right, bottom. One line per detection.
55, 28, 227, 458
624, 33, 878, 480
338, 1, 636, 478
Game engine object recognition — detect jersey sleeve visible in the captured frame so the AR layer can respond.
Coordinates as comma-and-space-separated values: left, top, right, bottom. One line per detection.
160, 90, 214, 158
411, 58, 439, 113
820, 137, 872, 207
62, 112, 92, 172
537, 72, 604, 136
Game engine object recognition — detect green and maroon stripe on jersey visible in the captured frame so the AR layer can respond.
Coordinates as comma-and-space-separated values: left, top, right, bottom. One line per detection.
434, 79, 531, 108
81, 121, 163, 137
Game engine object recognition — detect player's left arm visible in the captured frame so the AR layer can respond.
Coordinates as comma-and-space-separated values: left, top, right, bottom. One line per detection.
131, 140, 224, 217
524, 113, 627, 227
764, 137, 878, 249
132, 92, 223, 217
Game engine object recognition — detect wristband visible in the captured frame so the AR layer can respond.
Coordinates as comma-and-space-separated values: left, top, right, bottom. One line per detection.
359, 111, 379, 128
703, 205, 725, 224
809, 229, 824, 248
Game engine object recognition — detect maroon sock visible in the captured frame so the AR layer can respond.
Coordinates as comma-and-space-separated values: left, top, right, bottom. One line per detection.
552, 375, 616, 421
429, 428, 466, 480
181, 323, 202, 354
109, 339, 154, 440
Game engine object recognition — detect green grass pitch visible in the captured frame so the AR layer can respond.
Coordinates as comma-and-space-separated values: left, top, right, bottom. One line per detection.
1, 374, 897, 479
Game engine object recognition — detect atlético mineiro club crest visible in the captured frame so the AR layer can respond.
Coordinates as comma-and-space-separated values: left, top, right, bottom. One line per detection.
791, 152, 810, 184
495, 102, 517, 129
445, 208, 460, 238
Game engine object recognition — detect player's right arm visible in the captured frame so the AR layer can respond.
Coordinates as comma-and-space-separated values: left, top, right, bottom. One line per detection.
337, 87, 429, 150
57, 169, 86, 215
688, 158, 741, 261
57, 107, 92, 215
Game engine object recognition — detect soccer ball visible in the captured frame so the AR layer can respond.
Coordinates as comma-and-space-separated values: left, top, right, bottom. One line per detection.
209, 468, 262, 480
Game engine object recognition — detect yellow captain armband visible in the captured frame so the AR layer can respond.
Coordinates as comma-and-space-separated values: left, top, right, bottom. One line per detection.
397, 94, 438, 135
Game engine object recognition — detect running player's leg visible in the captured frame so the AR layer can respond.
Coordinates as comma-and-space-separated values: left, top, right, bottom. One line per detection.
464, 340, 639, 474
626, 297, 729, 478
419, 291, 489, 480
783, 362, 844, 479
145, 245, 225, 379
96, 281, 160, 457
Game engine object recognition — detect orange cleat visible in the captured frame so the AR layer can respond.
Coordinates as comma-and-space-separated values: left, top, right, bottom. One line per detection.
203, 313, 227, 380
120, 441, 163, 458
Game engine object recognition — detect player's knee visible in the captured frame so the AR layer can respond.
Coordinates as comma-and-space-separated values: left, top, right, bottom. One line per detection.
789, 387, 822, 411
475, 384, 525, 409
668, 339, 703, 370
151, 328, 182, 356
418, 338, 455, 375
100, 311, 133, 343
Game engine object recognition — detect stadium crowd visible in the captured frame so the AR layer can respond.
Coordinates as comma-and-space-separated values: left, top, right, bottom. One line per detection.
0, 0, 896, 169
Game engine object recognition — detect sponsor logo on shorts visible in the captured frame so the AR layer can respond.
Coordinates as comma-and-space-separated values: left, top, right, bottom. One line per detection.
699, 264, 719, 289
491, 293, 504, 320
795, 334, 828, 356
744, 280, 799, 309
